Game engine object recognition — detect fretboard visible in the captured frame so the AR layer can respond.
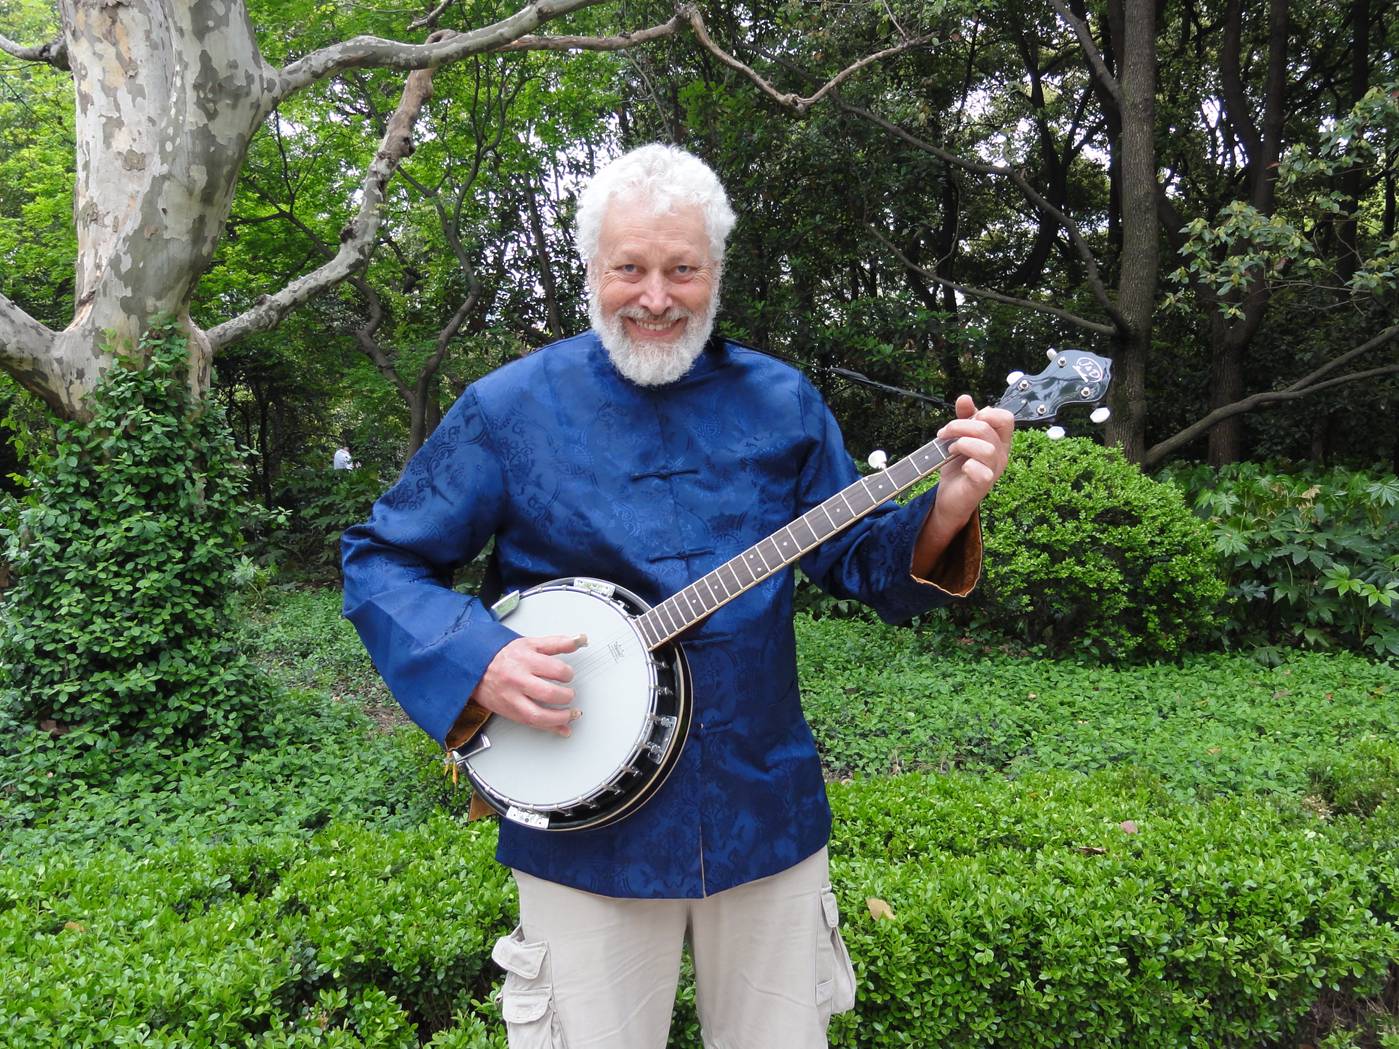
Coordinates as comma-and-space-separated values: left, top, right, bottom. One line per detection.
635, 436, 956, 650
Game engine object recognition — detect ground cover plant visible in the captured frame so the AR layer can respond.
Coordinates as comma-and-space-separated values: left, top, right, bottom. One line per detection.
1, 588, 1394, 1047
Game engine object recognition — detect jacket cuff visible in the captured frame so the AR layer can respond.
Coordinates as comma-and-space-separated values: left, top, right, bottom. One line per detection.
910, 511, 983, 597
445, 699, 491, 750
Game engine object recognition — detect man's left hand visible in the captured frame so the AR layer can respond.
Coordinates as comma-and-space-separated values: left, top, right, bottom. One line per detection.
927, 394, 1015, 535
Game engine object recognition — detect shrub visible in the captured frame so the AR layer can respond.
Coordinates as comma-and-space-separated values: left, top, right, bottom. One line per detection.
944, 431, 1225, 660
0, 323, 277, 800
1160, 461, 1399, 659
260, 463, 385, 581
3, 771, 1394, 1049
827, 771, 1398, 1049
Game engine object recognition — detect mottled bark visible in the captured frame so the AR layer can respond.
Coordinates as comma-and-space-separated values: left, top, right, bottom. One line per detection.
0, 0, 665, 419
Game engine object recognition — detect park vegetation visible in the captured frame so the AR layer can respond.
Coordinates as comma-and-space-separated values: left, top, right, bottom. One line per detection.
0, 0, 1396, 1046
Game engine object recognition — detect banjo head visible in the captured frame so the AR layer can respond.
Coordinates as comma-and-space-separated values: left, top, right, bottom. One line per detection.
463, 580, 667, 815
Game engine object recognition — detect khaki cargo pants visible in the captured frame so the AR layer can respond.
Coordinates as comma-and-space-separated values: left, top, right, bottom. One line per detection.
492, 848, 856, 1049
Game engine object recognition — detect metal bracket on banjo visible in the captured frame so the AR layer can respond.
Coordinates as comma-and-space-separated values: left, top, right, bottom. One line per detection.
490, 590, 521, 619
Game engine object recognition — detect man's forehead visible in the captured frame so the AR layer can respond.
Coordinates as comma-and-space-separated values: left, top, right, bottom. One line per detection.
598, 198, 708, 251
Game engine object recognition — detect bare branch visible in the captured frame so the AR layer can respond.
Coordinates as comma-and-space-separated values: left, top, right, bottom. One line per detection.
409, 0, 455, 31
0, 31, 68, 70
1144, 324, 1399, 466
680, 7, 933, 115
207, 62, 441, 353
0, 290, 59, 405
1046, 0, 1120, 112
673, 9, 1125, 329
270, 0, 608, 107
500, 15, 684, 52
869, 226, 1117, 335
1283, 323, 1399, 392
835, 97, 1128, 331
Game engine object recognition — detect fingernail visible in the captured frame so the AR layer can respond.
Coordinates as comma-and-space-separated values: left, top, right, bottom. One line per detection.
570, 709, 583, 720
574, 633, 589, 647
559, 728, 571, 738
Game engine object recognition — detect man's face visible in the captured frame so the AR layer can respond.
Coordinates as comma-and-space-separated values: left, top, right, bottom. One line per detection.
588, 199, 720, 386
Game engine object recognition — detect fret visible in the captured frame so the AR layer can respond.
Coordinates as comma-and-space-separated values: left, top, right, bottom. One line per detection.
732, 555, 756, 588
676, 590, 697, 623
752, 546, 773, 573
720, 562, 742, 593
759, 536, 784, 569
689, 584, 708, 614
657, 602, 678, 635
887, 459, 919, 489
700, 576, 720, 606
863, 474, 892, 501
640, 614, 660, 648
776, 525, 801, 561
839, 489, 860, 516
791, 515, 820, 548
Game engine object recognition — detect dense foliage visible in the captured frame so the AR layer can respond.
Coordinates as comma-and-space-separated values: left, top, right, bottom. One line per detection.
946, 431, 1225, 660
1162, 462, 1399, 659
0, 325, 276, 801
3, 590, 1395, 1048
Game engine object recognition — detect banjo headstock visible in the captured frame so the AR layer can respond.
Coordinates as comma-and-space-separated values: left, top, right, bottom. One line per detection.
997, 349, 1113, 433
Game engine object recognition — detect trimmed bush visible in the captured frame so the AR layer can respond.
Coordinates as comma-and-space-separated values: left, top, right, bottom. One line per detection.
2, 771, 1394, 1048
0, 325, 278, 802
828, 771, 1397, 1048
946, 430, 1225, 660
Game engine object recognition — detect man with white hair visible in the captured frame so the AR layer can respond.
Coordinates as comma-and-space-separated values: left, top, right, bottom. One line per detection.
342, 143, 1012, 1048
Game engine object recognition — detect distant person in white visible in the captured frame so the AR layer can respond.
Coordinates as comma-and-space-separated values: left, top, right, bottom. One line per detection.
333, 447, 353, 470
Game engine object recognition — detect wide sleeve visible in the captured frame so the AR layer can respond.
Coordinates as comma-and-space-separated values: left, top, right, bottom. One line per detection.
340, 388, 520, 746
794, 376, 982, 624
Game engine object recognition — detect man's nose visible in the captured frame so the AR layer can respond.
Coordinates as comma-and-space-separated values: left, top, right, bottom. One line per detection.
637, 271, 671, 314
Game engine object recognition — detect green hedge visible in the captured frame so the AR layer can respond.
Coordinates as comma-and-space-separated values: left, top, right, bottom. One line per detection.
3, 770, 1394, 1049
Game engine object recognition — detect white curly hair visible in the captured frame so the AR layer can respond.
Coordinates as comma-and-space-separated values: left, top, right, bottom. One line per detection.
575, 143, 737, 268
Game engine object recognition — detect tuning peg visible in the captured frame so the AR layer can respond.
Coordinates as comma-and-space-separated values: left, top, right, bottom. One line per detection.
867, 449, 888, 470
1005, 370, 1025, 386
1046, 348, 1058, 361
1090, 407, 1111, 424
1046, 426, 1066, 440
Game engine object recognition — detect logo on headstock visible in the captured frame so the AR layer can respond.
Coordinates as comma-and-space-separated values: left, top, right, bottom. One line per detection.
1073, 357, 1105, 383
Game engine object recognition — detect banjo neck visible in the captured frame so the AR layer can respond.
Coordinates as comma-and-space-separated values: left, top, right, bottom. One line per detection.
634, 435, 957, 651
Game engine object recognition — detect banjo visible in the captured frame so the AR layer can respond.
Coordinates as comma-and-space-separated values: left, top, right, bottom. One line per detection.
451, 349, 1113, 831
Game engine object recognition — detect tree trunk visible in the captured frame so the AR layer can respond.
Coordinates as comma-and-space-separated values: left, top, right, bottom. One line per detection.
1103, 0, 1157, 463
49, 0, 272, 415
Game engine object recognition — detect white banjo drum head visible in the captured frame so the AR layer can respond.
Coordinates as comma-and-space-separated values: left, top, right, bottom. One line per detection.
467, 584, 654, 809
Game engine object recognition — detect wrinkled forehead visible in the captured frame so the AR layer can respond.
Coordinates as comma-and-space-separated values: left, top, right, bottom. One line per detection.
595, 195, 711, 260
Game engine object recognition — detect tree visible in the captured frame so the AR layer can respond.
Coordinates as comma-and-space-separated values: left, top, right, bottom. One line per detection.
0, 0, 681, 419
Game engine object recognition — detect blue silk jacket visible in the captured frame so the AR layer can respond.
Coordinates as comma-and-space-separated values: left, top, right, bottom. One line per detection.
341, 332, 975, 898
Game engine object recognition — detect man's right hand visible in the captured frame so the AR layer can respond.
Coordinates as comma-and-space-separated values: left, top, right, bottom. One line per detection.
472, 634, 586, 736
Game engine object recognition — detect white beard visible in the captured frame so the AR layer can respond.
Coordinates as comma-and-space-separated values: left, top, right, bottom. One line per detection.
589, 289, 720, 387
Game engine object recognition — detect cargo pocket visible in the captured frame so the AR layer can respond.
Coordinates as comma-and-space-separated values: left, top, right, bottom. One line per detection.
815, 886, 857, 1022
493, 925, 568, 1049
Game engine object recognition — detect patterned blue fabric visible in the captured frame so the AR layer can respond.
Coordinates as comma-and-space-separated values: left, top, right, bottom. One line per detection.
342, 332, 955, 898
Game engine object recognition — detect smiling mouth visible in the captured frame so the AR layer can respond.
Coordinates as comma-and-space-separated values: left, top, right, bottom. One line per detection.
625, 316, 685, 337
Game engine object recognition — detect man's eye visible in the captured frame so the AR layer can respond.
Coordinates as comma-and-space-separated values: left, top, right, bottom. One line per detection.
620, 264, 639, 274
674, 265, 693, 276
